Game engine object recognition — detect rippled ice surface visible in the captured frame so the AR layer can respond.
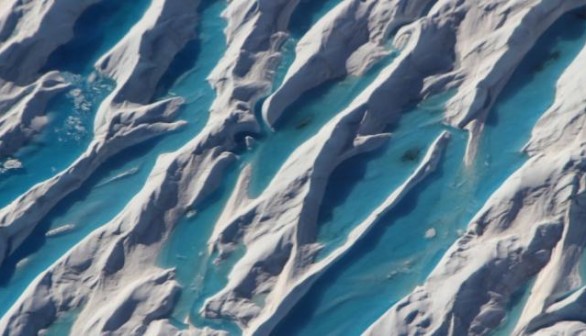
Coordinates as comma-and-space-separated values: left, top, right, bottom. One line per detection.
1, 1, 586, 335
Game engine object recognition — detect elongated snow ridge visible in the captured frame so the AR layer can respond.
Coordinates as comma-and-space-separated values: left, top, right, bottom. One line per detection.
0, 1, 585, 336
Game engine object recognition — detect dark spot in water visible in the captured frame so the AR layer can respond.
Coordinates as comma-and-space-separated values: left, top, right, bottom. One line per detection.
533, 50, 562, 73
401, 147, 421, 162
295, 116, 312, 130
576, 9, 586, 20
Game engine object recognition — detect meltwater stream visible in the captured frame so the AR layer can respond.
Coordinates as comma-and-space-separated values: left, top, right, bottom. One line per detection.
2, 1, 586, 335
315, 93, 454, 259
0, 0, 222, 321
157, 0, 352, 333
249, 49, 398, 197
272, 7, 586, 336
0, 0, 152, 209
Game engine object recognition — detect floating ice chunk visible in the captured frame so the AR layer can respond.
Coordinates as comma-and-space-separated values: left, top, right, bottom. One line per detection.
15, 257, 30, 270
186, 209, 198, 218
245, 135, 256, 150
425, 228, 437, 239
45, 224, 76, 238
3, 158, 22, 170
94, 166, 140, 188
30, 116, 49, 132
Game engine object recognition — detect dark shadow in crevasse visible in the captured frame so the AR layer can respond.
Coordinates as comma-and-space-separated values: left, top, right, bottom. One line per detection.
153, 39, 202, 100
485, 6, 586, 128
272, 78, 339, 130
317, 144, 388, 226
288, 0, 337, 38
272, 150, 446, 336
41, 0, 151, 74
152, 0, 221, 101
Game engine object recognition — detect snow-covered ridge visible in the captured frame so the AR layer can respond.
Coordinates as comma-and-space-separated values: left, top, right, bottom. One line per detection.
365, 16, 586, 336
0, 0, 584, 335
262, 0, 437, 127
0, 0, 197, 280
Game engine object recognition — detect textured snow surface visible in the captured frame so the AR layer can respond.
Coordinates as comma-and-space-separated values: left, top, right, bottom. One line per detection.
0, 0, 585, 335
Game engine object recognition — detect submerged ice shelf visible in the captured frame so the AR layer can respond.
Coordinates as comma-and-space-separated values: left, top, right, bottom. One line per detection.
0, 0, 586, 335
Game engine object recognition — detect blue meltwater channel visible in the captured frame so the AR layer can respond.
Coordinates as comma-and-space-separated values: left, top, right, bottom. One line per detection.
2, 2, 584, 336
0, 0, 152, 209
0, 0, 223, 328
157, 0, 354, 334
272, 6, 586, 336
